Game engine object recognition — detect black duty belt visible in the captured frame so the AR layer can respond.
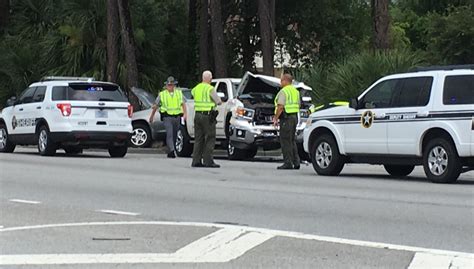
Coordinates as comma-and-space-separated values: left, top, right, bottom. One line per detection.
162, 113, 183, 118
195, 111, 212, 115
280, 112, 298, 118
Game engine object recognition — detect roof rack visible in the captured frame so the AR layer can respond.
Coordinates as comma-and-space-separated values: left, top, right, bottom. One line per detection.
411, 65, 474, 72
40, 76, 95, 82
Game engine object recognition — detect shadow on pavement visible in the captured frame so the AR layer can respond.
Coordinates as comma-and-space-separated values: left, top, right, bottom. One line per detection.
332, 173, 474, 185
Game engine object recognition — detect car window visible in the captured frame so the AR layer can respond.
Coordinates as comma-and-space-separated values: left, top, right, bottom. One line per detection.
52, 84, 127, 102
443, 75, 474, 105
18, 87, 37, 104
393, 77, 433, 107
216, 82, 228, 101
360, 79, 399, 109
232, 82, 240, 96
32, 86, 47, 103
52, 86, 67, 101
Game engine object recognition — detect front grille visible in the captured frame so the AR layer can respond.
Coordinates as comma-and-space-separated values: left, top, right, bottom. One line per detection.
255, 107, 274, 125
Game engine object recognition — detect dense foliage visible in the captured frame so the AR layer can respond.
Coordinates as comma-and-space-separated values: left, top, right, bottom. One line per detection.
0, 0, 472, 106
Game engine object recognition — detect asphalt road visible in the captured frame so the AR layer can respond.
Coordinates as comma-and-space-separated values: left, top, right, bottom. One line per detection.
0, 148, 473, 268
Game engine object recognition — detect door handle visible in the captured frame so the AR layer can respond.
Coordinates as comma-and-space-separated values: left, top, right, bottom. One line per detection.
375, 113, 386, 119
36, 106, 41, 109
416, 111, 429, 118
19, 108, 24, 111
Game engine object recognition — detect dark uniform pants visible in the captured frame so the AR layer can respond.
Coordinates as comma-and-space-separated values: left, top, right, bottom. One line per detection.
192, 112, 217, 165
163, 116, 180, 153
280, 114, 300, 166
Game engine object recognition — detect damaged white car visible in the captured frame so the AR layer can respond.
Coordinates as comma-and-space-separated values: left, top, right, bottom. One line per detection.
226, 72, 313, 160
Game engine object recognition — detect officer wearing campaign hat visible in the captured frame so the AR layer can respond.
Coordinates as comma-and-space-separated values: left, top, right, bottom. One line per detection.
150, 76, 187, 158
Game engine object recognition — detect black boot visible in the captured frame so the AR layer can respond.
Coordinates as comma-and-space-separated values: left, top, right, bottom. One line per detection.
167, 151, 176, 158
277, 164, 293, 170
205, 163, 220, 168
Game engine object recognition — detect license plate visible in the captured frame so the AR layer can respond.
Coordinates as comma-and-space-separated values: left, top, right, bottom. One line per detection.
95, 110, 108, 118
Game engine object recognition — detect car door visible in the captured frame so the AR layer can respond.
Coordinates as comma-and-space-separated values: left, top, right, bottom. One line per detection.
215, 81, 229, 137
387, 76, 434, 155
11, 87, 37, 135
440, 74, 474, 156
344, 79, 399, 154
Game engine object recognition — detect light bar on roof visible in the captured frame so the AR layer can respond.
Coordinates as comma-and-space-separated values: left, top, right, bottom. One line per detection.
41, 76, 95, 82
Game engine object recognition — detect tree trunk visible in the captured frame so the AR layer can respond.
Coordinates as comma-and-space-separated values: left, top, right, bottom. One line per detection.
117, 0, 139, 107
258, 0, 275, 76
106, 0, 120, 83
187, 0, 198, 80
0, 0, 10, 29
372, 0, 391, 50
209, 0, 227, 78
241, 0, 254, 72
198, 0, 211, 72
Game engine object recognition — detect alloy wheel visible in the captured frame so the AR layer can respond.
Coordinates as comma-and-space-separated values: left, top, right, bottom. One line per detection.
428, 146, 448, 176
315, 142, 332, 169
131, 128, 148, 147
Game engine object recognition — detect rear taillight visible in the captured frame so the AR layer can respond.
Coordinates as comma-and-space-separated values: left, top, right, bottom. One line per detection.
127, 104, 133, 118
56, 103, 72, 117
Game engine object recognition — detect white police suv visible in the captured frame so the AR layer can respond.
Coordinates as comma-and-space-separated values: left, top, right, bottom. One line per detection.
303, 65, 474, 183
0, 77, 133, 157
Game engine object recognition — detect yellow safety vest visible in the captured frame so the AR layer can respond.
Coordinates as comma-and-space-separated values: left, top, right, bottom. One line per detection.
275, 85, 300, 114
159, 89, 183, 115
192, 83, 215, 112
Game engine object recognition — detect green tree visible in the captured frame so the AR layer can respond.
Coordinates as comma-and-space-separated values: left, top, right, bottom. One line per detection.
425, 6, 474, 64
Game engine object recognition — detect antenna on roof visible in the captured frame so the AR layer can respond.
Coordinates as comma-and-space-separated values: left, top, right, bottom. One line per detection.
40, 76, 95, 82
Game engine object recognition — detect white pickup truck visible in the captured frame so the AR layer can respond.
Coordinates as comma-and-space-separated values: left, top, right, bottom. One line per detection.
176, 72, 313, 160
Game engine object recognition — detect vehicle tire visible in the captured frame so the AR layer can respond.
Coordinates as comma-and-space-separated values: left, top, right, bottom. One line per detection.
108, 146, 128, 158
37, 125, 57, 156
311, 134, 345, 176
64, 146, 83, 155
423, 138, 462, 183
0, 123, 15, 153
227, 140, 255, 160
245, 147, 258, 159
297, 142, 310, 161
383, 165, 415, 177
176, 125, 193, 157
130, 122, 152, 148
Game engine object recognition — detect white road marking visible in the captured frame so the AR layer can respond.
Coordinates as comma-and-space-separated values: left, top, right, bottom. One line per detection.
175, 227, 274, 262
408, 253, 454, 269
407, 252, 474, 269
0, 227, 274, 264
199, 231, 274, 262
96, 210, 140, 216
9, 199, 41, 205
0, 221, 472, 266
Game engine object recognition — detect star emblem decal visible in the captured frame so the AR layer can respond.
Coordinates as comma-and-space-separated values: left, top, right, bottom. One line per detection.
361, 111, 374, 128
12, 116, 17, 130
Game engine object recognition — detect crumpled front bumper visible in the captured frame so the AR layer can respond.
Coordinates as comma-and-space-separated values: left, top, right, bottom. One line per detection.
228, 118, 307, 150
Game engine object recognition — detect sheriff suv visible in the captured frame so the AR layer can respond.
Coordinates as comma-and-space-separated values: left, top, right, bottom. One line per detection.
303, 65, 474, 183
0, 77, 133, 157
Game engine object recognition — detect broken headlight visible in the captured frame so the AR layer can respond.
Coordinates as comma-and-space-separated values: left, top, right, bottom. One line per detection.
236, 107, 255, 120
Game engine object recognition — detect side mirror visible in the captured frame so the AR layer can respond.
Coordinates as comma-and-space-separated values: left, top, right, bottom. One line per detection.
6, 96, 17, 107
349, 98, 358, 109
217, 92, 228, 102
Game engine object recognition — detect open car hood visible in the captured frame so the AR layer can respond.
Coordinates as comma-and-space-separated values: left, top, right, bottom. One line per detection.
236, 72, 313, 107
236, 71, 312, 96
131, 87, 156, 109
